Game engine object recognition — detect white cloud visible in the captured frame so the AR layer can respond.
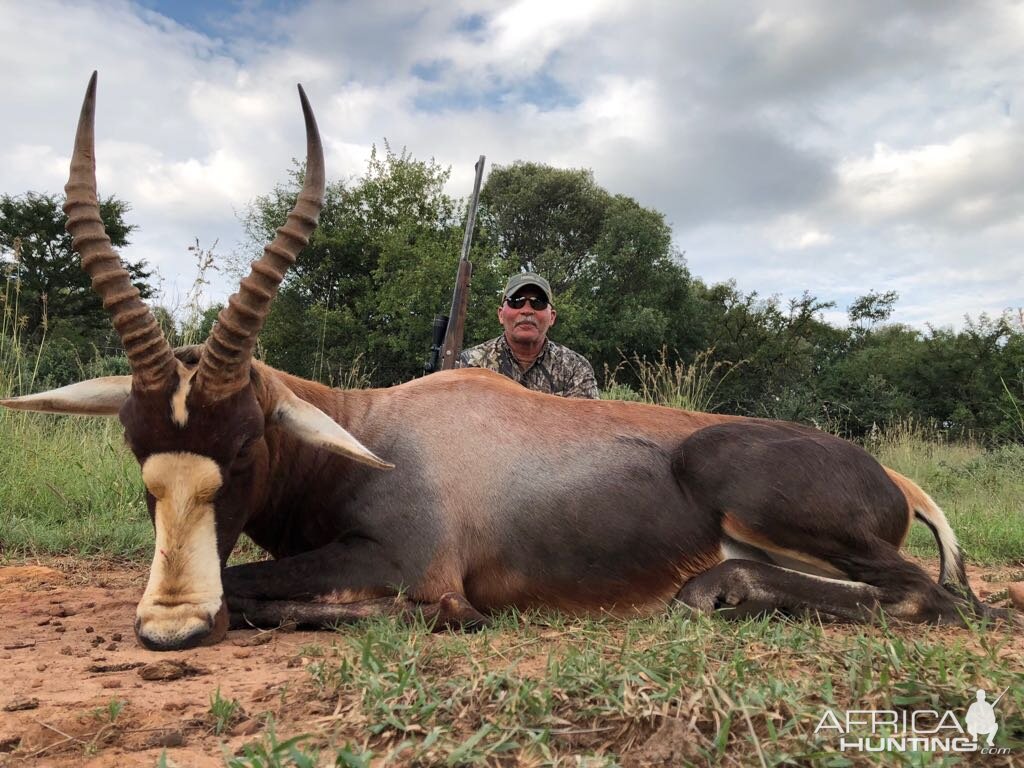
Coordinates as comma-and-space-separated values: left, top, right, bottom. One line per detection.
838, 127, 1024, 229
0, 0, 1021, 331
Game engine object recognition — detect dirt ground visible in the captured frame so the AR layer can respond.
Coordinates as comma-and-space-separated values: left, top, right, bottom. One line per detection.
0, 558, 1020, 767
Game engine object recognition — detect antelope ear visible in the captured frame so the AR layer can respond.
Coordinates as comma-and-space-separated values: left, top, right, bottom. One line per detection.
271, 388, 393, 470
0, 376, 132, 416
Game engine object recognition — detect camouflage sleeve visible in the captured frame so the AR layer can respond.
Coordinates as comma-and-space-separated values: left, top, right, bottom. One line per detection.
459, 339, 498, 371
563, 354, 600, 399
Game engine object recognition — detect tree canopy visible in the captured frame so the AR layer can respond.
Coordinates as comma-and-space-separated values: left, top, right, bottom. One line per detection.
1, 192, 155, 389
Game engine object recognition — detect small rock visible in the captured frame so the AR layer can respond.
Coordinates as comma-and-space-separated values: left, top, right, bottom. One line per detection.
146, 730, 185, 748
36, 618, 51, 627
0, 734, 21, 753
60, 646, 72, 656
85, 626, 95, 634
230, 718, 262, 737
105, 643, 118, 651
232, 649, 251, 659
2, 641, 34, 651
100, 680, 122, 690
111, 633, 123, 642
83, 601, 95, 609
237, 632, 273, 647
286, 657, 302, 668
140, 661, 185, 681
48, 604, 71, 617
3, 697, 39, 712
54, 626, 66, 634
35, 663, 46, 672
138, 660, 207, 681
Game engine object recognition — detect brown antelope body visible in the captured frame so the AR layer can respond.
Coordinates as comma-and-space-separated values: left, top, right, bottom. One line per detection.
2, 74, 1003, 651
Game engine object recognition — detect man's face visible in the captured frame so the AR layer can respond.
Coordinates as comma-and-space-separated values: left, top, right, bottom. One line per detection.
498, 288, 557, 345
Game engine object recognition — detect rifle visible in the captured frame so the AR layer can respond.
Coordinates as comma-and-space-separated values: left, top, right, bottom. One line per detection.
426, 155, 486, 373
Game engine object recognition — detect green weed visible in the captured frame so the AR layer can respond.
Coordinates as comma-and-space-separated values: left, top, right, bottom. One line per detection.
209, 687, 243, 736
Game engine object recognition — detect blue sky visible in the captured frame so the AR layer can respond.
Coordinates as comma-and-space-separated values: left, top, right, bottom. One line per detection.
1, 0, 1022, 330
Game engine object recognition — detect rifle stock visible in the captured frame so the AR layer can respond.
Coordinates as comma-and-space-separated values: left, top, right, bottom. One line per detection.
426, 155, 485, 373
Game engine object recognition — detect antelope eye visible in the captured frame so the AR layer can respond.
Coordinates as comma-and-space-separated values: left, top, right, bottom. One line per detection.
233, 438, 260, 467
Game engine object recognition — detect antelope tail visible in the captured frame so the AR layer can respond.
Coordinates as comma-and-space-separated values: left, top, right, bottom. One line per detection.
886, 468, 985, 609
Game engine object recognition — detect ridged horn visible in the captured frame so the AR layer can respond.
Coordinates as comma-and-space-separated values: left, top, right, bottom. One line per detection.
195, 84, 325, 401
64, 71, 176, 391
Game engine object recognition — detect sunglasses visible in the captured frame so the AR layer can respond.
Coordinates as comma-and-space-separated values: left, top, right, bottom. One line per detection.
504, 296, 549, 310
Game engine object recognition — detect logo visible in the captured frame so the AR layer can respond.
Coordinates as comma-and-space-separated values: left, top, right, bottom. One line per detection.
814, 688, 1011, 755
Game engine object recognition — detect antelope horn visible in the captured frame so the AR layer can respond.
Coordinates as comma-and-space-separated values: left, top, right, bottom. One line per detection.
195, 84, 325, 401
64, 72, 176, 391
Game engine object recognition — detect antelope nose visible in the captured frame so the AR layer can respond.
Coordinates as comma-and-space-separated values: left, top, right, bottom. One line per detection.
134, 601, 229, 651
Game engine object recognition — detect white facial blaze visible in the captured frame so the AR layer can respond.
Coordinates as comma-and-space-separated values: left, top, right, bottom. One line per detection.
136, 453, 224, 647
170, 360, 197, 427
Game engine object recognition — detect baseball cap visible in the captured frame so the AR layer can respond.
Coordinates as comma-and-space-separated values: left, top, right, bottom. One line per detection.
502, 272, 553, 302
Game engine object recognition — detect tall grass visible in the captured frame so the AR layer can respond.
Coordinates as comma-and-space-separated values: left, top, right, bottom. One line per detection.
602, 347, 737, 412
0, 413, 150, 558
869, 420, 1024, 564
1, 236, 29, 398
1, 236, 148, 559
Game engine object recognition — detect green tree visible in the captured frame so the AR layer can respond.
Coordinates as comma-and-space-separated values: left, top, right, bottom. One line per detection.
478, 163, 699, 379
480, 162, 610, 290
559, 195, 697, 377
848, 289, 899, 331
242, 146, 505, 385
0, 191, 153, 352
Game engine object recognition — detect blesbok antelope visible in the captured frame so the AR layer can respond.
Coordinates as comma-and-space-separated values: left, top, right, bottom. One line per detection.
2, 74, 1006, 652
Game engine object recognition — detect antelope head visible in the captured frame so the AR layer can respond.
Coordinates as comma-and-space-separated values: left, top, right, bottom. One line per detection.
1, 73, 391, 651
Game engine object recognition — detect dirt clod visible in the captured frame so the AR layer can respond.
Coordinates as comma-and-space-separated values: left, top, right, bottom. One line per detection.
3, 697, 39, 712
139, 660, 209, 681
231, 718, 263, 737
88, 662, 145, 673
146, 729, 186, 748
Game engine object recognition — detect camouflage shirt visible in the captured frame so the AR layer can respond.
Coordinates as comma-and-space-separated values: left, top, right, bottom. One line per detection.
459, 335, 599, 399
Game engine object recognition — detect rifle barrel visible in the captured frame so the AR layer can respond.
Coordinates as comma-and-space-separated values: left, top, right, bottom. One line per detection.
438, 155, 486, 370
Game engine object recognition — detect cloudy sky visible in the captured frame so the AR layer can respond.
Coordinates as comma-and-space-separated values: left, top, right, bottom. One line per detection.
2, 0, 1022, 329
